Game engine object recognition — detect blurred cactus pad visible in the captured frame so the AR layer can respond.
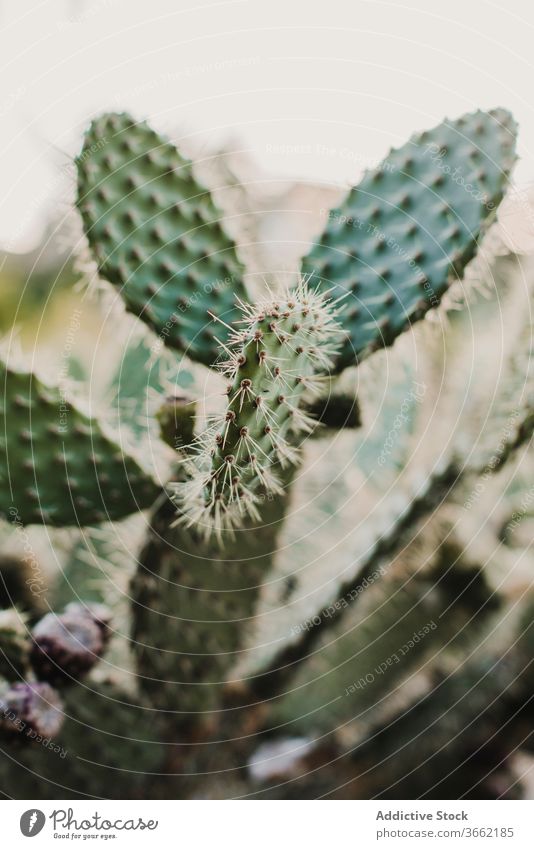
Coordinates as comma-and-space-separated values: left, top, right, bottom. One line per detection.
1, 105, 534, 800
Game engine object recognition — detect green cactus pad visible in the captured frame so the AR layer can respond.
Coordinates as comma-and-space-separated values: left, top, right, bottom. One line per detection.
271, 537, 497, 736
76, 112, 247, 366
234, 459, 460, 703
0, 356, 160, 526
302, 108, 517, 369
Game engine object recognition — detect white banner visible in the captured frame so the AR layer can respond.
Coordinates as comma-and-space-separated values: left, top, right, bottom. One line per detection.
2, 800, 534, 848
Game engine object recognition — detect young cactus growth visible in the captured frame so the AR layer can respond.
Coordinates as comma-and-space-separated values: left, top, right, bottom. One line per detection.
174, 280, 345, 537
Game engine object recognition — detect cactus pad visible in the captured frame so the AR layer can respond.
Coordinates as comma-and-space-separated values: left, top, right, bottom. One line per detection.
302, 108, 517, 369
0, 355, 160, 526
77, 112, 247, 366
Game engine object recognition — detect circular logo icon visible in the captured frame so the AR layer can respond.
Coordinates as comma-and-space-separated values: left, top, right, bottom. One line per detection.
20, 810, 46, 837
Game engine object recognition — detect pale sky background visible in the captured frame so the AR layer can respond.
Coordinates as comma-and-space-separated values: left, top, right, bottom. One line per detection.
1, 0, 534, 252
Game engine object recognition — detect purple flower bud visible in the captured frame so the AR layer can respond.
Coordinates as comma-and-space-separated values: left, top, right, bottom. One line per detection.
64, 602, 112, 646
0, 682, 64, 739
31, 608, 105, 683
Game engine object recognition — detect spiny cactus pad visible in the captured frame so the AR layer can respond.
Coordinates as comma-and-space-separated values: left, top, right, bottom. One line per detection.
0, 355, 160, 526
302, 108, 517, 369
174, 281, 344, 536
77, 112, 247, 366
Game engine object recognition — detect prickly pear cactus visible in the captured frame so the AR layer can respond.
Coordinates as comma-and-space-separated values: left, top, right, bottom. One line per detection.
77, 112, 247, 366
303, 108, 517, 368
1, 102, 530, 801
175, 281, 344, 536
0, 353, 160, 526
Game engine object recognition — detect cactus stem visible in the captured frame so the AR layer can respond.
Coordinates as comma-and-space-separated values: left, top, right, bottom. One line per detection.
171, 280, 345, 539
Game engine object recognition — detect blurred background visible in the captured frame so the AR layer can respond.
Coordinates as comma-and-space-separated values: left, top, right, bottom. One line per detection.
2, 0, 534, 253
